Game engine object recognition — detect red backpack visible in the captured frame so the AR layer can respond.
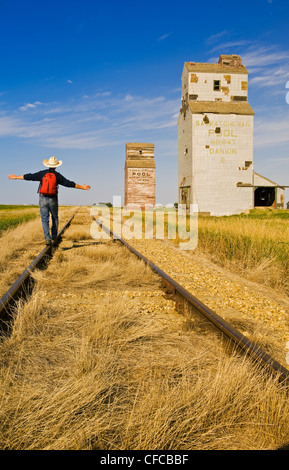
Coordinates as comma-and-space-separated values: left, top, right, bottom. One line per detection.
40, 172, 58, 196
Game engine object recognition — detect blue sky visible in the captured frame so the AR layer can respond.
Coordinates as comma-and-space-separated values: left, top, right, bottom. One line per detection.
1, 0, 289, 205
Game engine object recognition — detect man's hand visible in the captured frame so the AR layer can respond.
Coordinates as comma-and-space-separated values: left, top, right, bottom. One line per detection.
75, 183, 91, 190
8, 175, 24, 180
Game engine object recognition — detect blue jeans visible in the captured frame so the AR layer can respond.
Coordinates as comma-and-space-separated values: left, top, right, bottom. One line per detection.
39, 195, 59, 241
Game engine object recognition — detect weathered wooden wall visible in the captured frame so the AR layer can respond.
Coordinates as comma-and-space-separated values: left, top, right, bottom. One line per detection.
124, 143, 156, 208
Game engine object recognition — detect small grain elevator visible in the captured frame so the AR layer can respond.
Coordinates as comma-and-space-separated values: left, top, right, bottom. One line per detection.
124, 143, 156, 209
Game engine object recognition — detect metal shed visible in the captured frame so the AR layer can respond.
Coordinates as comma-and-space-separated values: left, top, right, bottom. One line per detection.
253, 172, 285, 209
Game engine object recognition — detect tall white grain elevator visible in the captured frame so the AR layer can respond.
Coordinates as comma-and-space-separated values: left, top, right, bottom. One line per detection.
178, 54, 255, 215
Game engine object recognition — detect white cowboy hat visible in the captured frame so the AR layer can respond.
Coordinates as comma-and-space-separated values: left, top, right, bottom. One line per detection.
43, 156, 63, 168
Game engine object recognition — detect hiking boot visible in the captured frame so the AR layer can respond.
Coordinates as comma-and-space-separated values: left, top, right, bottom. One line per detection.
45, 239, 52, 246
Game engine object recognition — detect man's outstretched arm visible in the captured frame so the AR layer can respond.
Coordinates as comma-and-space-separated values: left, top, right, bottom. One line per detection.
75, 183, 91, 190
8, 175, 24, 180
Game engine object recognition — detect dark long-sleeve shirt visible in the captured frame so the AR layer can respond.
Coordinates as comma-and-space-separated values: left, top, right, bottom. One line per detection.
24, 169, 76, 196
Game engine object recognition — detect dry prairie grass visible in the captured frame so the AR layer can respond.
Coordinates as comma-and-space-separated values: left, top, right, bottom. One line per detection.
95, 206, 289, 295
173, 209, 289, 296
0, 206, 77, 298
1, 209, 289, 450
0, 218, 42, 266
1, 208, 289, 450
32, 241, 159, 291
1, 285, 289, 450
0, 206, 76, 267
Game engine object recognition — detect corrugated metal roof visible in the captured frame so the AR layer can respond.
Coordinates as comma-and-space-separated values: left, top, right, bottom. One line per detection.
126, 143, 154, 149
254, 172, 285, 188
185, 62, 248, 74
188, 100, 254, 115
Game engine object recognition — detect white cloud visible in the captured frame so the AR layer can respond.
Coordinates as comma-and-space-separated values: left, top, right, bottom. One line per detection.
209, 39, 250, 54
157, 32, 171, 41
19, 101, 42, 111
254, 115, 289, 148
0, 91, 179, 150
209, 38, 289, 92
124, 94, 134, 102
242, 47, 289, 68
245, 49, 289, 91
93, 91, 111, 98
0, 114, 24, 136
206, 30, 230, 45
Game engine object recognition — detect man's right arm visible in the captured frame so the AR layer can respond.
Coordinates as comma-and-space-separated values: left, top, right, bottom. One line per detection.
9, 171, 45, 181
23, 171, 46, 181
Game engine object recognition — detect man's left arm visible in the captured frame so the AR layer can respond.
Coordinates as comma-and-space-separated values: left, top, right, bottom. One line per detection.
57, 173, 90, 190
8, 175, 24, 180
75, 183, 91, 190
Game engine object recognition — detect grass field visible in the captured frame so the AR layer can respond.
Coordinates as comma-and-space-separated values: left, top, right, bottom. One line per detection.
0, 205, 39, 235
1, 204, 288, 296
1, 208, 289, 450
0, 205, 37, 210
195, 209, 289, 296
94, 205, 289, 296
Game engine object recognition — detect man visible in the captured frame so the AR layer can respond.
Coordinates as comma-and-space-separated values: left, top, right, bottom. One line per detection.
8, 156, 91, 245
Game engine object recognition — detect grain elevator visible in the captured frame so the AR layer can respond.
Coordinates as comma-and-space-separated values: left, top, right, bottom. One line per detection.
178, 54, 255, 215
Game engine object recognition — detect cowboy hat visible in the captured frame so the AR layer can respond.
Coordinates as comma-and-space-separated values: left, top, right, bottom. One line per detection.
43, 156, 63, 168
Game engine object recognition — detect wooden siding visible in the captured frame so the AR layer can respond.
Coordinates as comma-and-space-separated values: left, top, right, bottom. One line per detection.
124, 143, 156, 208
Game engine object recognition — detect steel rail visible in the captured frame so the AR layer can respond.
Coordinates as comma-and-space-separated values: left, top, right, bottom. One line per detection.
0, 208, 79, 333
93, 217, 289, 387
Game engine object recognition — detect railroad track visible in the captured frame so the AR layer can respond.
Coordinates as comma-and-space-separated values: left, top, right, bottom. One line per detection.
93, 217, 289, 388
1, 209, 289, 449
1, 209, 289, 390
0, 208, 78, 334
